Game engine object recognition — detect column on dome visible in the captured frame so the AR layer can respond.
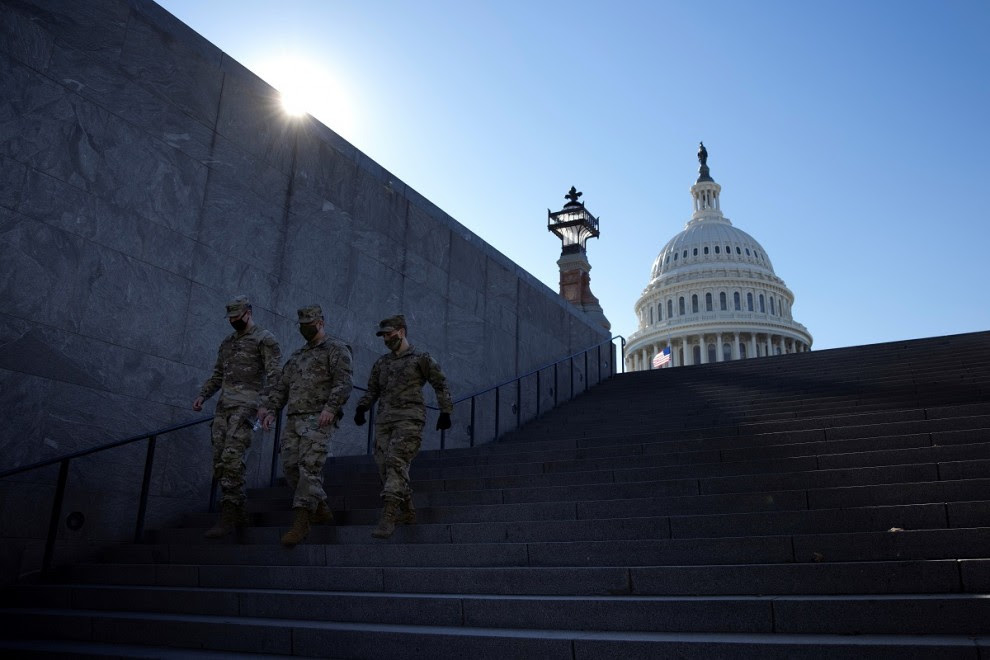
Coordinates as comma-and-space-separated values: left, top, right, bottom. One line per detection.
765, 334, 771, 358
700, 335, 708, 364
730, 333, 740, 360
716, 333, 723, 361
748, 334, 757, 359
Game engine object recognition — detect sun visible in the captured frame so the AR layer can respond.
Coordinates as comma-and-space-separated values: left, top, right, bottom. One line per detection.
258, 54, 355, 134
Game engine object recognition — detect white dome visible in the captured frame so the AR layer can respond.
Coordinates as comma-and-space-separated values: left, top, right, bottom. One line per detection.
625, 145, 812, 371
650, 216, 775, 282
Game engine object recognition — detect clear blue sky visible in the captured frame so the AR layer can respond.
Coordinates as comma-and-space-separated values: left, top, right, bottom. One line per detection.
156, 0, 990, 351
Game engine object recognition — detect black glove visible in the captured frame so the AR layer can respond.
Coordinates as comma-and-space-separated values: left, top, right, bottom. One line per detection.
354, 406, 367, 426
436, 412, 451, 431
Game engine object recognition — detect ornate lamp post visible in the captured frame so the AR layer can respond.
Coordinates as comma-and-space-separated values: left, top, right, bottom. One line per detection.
548, 187, 610, 331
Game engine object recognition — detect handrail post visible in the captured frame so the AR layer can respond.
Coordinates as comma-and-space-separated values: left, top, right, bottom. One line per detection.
554, 363, 558, 407
366, 407, 376, 454
585, 351, 589, 392
536, 368, 541, 419
598, 344, 602, 384
469, 396, 476, 447
269, 412, 283, 487
516, 377, 522, 431
134, 435, 157, 543
42, 459, 70, 577
569, 357, 574, 400
494, 386, 500, 442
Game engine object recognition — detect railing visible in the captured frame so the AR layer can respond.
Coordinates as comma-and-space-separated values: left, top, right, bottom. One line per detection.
1, 335, 624, 576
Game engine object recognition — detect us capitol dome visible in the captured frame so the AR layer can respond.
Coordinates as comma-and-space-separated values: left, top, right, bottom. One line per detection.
625, 143, 812, 371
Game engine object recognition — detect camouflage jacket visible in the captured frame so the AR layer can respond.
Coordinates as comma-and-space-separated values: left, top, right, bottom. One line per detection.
198, 324, 282, 410
357, 346, 453, 424
265, 336, 353, 417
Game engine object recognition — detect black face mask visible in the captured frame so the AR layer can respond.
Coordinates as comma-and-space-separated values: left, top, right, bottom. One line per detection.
300, 324, 319, 342
229, 318, 247, 332
385, 336, 402, 351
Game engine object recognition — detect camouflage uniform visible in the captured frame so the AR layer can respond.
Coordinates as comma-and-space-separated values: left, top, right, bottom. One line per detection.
198, 302, 281, 508
264, 311, 353, 512
357, 342, 453, 502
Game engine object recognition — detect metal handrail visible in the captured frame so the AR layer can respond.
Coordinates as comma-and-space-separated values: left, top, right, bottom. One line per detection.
2, 334, 625, 575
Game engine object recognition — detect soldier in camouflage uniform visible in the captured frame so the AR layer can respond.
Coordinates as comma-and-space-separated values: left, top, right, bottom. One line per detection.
193, 295, 282, 539
258, 305, 353, 548
354, 315, 453, 539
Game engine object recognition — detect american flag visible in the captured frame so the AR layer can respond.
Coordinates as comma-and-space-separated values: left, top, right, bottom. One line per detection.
652, 347, 671, 368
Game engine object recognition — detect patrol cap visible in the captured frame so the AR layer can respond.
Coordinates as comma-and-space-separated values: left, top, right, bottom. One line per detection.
375, 314, 406, 336
297, 305, 324, 324
225, 295, 251, 318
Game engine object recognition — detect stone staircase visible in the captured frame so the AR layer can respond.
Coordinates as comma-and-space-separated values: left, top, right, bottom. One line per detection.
2, 331, 989, 658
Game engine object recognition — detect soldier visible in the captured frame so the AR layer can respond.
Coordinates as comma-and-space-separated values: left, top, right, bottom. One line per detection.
258, 305, 353, 548
354, 315, 453, 539
193, 295, 282, 539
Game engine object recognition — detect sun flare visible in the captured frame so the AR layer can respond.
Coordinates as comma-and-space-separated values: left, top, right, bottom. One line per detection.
259, 54, 355, 134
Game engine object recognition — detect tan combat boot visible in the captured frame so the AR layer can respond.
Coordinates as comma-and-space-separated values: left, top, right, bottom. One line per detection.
311, 500, 334, 525
281, 507, 311, 548
371, 498, 400, 539
204, 502, 239, 539
395, 497, 416, 525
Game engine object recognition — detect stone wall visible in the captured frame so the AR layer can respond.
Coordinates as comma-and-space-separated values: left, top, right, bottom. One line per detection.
0, 0, 612, 582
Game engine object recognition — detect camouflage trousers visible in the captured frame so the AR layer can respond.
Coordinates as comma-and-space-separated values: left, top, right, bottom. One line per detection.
281, 413, 334, 512
373, 419, 424, 502
210, 406, 255, 507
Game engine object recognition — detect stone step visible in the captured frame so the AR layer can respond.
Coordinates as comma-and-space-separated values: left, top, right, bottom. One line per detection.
7, 585, 990, 636
0, 608, 985, 659
200, 478, 990, 530
60, 558, 989, 595
103, 527, 990, 569
331, 422, 990, 477
161, 502, 984, 546
0, 639, 297, 659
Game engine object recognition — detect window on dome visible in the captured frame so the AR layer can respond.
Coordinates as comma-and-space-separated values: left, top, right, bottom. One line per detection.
667, 299, 673, 318
736, 247, 741, 254
770, 297, 776, 315
734, 292, 741, 310
745, 248, 751, 256
691, 295, 699, 313
705, 292, 713, 311
760, 294, 766, 313
649, 307, 654, 324
726, 245, 730, 254
704, 246, 709, 255
747, 293, 754, 311
720, 292, 727, 311
657, 303, 662, 321
715, 246, 720, 254
682, 250, 687, 258
674, 253, 678, 261
679, 297, 685, 315
693, 248, 698, 256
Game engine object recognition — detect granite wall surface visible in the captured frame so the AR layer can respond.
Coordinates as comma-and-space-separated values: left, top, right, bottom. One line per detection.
0, 0, 613, 581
